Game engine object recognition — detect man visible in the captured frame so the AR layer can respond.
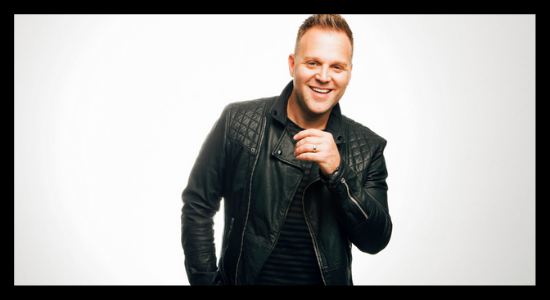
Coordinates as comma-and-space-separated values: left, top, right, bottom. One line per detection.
181, 14, 392, 285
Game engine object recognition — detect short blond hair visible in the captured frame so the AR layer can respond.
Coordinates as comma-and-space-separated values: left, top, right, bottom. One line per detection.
295, 14, 354, 60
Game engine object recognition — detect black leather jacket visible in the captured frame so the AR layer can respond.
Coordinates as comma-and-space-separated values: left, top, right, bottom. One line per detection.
181, 81, 392, 285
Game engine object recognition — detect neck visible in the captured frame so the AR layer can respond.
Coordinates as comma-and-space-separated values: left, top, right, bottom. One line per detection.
287, 90, 330, 130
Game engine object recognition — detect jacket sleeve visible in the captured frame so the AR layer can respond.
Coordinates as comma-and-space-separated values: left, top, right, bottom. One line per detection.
181, 105, 230, 285
321, 138, 392, 254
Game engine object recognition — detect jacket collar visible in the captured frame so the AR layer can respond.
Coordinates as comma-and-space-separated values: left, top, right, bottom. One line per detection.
269, 80, 345, 144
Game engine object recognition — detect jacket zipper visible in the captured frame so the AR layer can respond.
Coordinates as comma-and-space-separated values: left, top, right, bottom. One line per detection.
341, 178, 369, 219
235, 116, 266, 285
302, 178, 327, 286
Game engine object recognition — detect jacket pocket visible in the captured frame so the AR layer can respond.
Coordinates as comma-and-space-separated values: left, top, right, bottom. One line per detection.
220, 217, 234, 284
222, 217, 234, 257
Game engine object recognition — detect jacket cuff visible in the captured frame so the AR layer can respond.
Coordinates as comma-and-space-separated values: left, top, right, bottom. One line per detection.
319, 163, 344, 189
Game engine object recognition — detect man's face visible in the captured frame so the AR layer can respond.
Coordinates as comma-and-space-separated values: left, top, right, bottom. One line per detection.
288, 26, 353, 119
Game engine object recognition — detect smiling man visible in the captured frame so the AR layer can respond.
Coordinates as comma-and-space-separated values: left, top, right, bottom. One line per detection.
181, 14, 392, 286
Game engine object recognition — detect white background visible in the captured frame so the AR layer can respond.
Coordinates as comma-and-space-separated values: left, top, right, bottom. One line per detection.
14, 14, 536, 285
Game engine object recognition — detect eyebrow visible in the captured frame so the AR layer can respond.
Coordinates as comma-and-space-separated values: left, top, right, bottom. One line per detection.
302, 56, 349, 69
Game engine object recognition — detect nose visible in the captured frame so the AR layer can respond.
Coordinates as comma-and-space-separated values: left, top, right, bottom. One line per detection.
315, 65, 331, 83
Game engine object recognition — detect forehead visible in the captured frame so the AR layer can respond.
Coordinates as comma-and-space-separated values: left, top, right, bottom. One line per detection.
298, 27, 352, 62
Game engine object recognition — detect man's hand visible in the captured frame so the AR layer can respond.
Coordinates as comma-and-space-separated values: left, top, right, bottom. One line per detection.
293, 129, 340, 177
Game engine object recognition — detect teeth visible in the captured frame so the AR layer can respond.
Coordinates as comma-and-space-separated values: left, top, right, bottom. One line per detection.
311, 87, 330, 93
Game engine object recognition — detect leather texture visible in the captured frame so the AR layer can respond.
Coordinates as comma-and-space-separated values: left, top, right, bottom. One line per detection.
181, 81, 392, 285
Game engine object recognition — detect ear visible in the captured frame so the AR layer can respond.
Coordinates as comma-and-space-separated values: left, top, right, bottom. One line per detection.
288, 53, 295, 77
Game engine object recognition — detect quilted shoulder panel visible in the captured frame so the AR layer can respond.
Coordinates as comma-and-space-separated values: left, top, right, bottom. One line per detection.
341, 115, 386, 174
226, 97, 273, 153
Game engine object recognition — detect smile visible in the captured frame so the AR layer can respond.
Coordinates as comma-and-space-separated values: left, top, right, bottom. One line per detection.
310, 86, 332, 94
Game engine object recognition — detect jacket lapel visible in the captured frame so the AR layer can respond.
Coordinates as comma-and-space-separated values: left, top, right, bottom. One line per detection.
271, 126, 303, 170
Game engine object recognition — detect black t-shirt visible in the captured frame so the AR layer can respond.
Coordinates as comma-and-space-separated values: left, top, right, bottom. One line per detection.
255, 119, 324, 285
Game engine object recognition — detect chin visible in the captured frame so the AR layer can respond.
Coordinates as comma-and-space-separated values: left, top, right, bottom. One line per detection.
304, 100, 335, 116
292, 86, 339, 118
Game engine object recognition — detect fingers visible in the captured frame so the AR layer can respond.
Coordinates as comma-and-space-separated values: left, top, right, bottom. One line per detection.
295, 151, 318, 162
293, 129, 333, 159
294, 142, 321, 158
292, 129, 340, 176
293, 128, 325, 141
295, 136, 323, 149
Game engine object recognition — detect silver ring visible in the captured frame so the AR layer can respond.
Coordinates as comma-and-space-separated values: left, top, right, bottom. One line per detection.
313, 144, 317, 152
